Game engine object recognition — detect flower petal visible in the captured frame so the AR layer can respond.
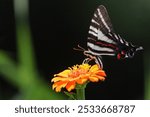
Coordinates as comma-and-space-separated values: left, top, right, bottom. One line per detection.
55, 86, 61, 92
51, 77, 69, 82
89, 76, 99, 82
53, 81, 68, 92
96, 71, 106, 77
66, 81, 76, 92
72, 65, 78, 70
90, 74, 105, 81
79, 64, 91, 71
76, 78, 87, 84
55, 70, 71, 77
97, 76, 105, 81
89, 64, 99, 72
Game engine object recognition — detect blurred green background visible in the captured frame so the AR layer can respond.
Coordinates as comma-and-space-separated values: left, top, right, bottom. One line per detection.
0, 0, 149, 99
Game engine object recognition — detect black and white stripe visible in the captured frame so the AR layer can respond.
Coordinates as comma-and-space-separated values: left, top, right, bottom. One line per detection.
84, 5, 143, 68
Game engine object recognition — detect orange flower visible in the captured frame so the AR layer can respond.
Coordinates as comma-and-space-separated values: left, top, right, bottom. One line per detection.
51, 64, 106, 92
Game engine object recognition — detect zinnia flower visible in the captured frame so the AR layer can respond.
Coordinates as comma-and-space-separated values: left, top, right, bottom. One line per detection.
51, 64, 106, 92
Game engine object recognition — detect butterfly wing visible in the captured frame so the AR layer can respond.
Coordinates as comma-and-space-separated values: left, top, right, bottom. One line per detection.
84, 5, 143, 68
87, 5, 118, 56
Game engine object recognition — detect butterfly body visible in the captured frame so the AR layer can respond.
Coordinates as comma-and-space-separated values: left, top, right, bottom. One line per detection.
83, 5, 143, 68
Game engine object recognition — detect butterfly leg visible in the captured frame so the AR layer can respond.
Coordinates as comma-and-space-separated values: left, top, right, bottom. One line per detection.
95, 56, 103, 69
82, 58, 93, 64
83, 51, 103, 68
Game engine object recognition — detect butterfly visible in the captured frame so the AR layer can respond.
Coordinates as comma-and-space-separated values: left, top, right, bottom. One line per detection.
77, 5, 143, 69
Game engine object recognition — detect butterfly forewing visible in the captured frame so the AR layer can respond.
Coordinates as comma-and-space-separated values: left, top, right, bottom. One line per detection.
87, 5, 117, 57
96, 5, 114, 33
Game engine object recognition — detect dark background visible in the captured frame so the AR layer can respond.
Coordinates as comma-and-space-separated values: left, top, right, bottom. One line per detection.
0, 0, 149, 99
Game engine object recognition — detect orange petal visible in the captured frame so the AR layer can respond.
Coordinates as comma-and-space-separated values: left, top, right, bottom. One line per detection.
97, 76, 105, 81
90, 74, 105, 81
66, 81, 76, 92
79, 74, 89, 79
89, 76, 99, 82
96, 71, 106, 77
55, 69, 71, 77
89, 64, 99, 72
76, 78, 87, 84
52, 81, 68, 92
51, 77, 69, 82
55, 86, 61, 92
52, 81, 62, 89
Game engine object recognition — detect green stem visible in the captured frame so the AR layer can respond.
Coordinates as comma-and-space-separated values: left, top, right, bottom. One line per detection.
76, 83, 88, 100
76, 88, 85, 100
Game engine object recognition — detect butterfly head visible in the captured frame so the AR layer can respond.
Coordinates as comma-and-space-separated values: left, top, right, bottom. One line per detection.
117, 43, 143, 59
126, 45, 143, 58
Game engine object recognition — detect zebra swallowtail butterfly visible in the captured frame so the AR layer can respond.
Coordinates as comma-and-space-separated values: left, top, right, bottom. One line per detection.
79, 5, 143, 69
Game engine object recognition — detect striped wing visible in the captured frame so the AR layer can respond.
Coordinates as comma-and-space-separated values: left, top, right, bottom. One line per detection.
84, 5, 143, 68
87, 5, 122, 56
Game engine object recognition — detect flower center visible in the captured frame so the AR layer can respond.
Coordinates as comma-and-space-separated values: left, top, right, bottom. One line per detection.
68, 69, 87, 78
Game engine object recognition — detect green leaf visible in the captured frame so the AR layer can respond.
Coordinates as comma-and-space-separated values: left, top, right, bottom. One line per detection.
64, 91, 76, 100
0, 51, 19, 86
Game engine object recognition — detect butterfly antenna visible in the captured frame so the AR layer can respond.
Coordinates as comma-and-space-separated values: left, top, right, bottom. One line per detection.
73, 44, 86, 52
